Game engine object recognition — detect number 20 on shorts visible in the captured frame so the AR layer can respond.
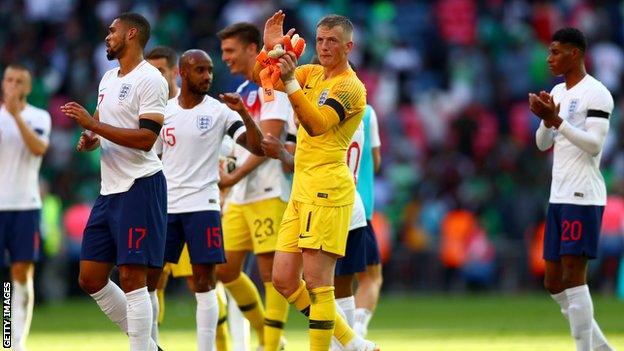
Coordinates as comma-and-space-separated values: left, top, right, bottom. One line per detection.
561, 220, 582, 241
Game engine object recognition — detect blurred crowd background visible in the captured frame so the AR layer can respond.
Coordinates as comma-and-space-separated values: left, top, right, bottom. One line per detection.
3, 0, 624, 300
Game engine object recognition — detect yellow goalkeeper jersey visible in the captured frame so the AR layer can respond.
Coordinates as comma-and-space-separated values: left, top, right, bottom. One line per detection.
291, 64, 366, 206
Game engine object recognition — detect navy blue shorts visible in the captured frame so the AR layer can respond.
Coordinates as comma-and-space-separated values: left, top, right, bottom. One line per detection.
0, 210, 41, 265
364, 220, 381, 266
164, 210, 225, 265
543, 203, 604, 261
81, 171, 167, 267
335, 226, 367, 276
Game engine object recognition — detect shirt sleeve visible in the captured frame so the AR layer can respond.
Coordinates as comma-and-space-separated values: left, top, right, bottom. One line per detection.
586, 87, 614, 120
558, 118, 609, 157
325, 76, 366, 122
294, 65, 315, 87
32, 110, 52, 143
369, 106, 381, 148
137, 73, 168, 116
223, 105, 246, 141
259, 90, 292, 122
535, 121, 555, 151
95, 70, 110, 113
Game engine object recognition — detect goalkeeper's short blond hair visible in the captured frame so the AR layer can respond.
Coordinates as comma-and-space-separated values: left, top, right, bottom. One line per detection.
317, 14, 354, 39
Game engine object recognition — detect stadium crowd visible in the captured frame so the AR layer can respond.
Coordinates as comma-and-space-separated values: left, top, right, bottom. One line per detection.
2, 0, 624, 297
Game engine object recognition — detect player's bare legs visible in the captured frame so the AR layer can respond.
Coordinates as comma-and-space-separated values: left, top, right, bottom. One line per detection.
545, 257, 613, 351
216, 250, 247, 283
192, 264, 217, 292
10, 262, 34, 285
155, 270, 169, 294
147, 268, 162, 292
335, 275, 355, 297
271, 251, 303, 298
118, 265, 148, 292
11, 262, 35, 351
353, 264, 382, 337
216, 250, 266, 347
355, 264, 382, 312
78, 261, 115, 294
79, 261, 128, 330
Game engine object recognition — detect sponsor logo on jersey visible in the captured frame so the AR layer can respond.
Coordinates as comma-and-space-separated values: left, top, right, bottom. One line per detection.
196, 115, 213, 132
318, 89, 329, 106
118, 84, 132, 101
246, 90, 258, 106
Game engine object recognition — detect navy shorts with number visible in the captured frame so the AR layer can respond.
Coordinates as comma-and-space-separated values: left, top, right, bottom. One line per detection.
335, 226, 367, 276
543, 203, 604, 261
364, 220, 381, 266
0, 210, 41, 265
164, 210, 225, 265
81, 171, 167, 267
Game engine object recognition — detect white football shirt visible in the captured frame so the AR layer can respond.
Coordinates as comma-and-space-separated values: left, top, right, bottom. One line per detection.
228, 81, 295, 204
96, 60, 168, 195
548, 74, 613, 205
370, 107, 381, 149
347, 121, 367, 230
155, 95, 246, 213
0, 104, 51, 210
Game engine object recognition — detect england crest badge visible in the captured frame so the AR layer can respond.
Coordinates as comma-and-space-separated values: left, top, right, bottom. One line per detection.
246, 90, 258, 106
197, 115, 213, 132
318, 89, 330, 106
118, 84, 132, 101
568, 98, 579, 116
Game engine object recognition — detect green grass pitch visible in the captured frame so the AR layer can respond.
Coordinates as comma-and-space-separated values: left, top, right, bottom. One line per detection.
26, 294, 624, 350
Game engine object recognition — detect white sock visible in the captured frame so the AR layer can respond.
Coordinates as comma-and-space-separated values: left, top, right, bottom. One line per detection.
330, 337, 343, 351
332, 301, 351, 351
149, 290, 159, 344
227, 291, 250, 351
11, 279, 34, 350
342, 334, 371, 351
126, 287, 153, 351
90, 280, 128, 332
566, 285, 593, 351
336, 296, 356, 327
353, 308, 373, 338
551, 290, 614, 351
196, 290, 219, 351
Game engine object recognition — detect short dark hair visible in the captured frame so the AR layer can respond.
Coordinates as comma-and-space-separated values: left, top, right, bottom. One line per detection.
145, 46, 177, 68
217, 22, 261, 49
552, 27, 586, 53
116, 12, 151, 48
317, 14, 354, 36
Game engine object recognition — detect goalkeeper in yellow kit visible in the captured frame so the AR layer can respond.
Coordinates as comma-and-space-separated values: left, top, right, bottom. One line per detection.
254, 10, 379, 351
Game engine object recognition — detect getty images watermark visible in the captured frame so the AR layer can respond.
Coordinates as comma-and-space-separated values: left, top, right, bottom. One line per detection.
3, 282, 10, 348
